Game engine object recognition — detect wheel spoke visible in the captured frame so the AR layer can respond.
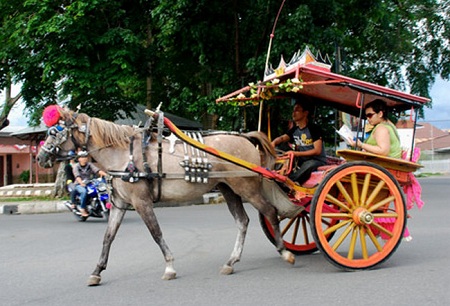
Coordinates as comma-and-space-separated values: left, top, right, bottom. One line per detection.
350, 173, 360, 206
373, 212, 398, 218
348, 227, 359, 260
321, 213, 351, 218
359, 226, 369, 259
281, 216, 297, 237
325, 193, 351, 212
301, 217, 310, 245
319, 215, 333, 227
291, 217, 300, 244
366, 225, 383, 251
368, 196, 395, 212
336, 180, 355, 208
370, 221, 394, 238
360, 173, 371, 206
323, 219, 351, 236
332, 222, 356, 251
365, 180, 386, 207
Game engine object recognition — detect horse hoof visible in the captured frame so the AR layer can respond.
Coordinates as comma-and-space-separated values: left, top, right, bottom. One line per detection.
281, 250, 295, 265
220, 265, 233, 275
162, 271, 176, 280
87, 275, 101, 286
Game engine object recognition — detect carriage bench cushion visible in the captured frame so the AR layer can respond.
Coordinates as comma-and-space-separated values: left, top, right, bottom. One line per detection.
294, 156, 345, 189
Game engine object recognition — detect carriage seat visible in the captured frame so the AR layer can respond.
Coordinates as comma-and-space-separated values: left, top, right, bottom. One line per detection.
275, 154, 344, 188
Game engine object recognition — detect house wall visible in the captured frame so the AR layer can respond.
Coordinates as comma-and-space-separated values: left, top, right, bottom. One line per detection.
0, 144, 56, 186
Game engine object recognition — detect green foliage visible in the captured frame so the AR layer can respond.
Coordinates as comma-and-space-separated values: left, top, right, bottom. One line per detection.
19, 170, 30, 184
0, 0, 448, 130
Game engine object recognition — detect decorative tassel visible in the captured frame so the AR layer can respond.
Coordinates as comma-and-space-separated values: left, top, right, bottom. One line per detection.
43, 105, 62, 127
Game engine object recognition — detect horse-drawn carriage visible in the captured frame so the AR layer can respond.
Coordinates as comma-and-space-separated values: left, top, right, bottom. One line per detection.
213, 47, 428, 270
37, 47, 428, 285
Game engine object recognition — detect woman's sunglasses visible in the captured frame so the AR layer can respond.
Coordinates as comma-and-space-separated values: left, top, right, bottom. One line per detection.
365, 112, 377, 119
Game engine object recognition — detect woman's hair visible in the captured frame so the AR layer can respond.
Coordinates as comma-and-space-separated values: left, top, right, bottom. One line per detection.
365, 99, 388, 119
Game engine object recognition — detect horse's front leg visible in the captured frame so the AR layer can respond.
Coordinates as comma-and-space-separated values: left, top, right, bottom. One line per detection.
217, 184, 249, 275
88, 206, 126, 286
134, 201, 176, 280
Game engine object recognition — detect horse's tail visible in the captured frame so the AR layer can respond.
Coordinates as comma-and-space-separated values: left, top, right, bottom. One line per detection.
243, 131, 276, 169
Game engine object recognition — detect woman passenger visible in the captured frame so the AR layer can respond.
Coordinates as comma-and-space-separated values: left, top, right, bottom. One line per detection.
349, 99, 402, 158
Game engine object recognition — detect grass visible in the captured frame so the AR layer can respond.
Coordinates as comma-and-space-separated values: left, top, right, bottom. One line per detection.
415, 172, 445, 178
0, 195, 69, 202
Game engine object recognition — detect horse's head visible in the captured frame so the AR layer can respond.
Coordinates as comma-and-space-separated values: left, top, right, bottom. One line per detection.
36, 106, 82, 168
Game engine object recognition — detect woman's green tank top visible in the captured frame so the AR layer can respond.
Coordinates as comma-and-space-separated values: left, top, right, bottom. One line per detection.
365, 122, 402, 158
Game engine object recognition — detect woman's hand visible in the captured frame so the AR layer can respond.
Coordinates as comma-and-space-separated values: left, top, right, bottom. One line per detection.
348, 138, 362, 149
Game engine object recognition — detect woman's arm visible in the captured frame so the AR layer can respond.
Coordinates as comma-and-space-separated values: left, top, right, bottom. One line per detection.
359, 125, 391, 156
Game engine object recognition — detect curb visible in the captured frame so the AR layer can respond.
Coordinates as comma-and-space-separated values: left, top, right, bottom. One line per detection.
0, 192, 224, 215
0, 200, 66, 215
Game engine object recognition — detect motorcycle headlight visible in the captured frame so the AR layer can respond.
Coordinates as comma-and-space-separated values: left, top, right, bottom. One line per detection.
98, 183, 107, 192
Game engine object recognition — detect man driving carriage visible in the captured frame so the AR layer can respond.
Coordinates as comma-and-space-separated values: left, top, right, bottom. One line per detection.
271, 98, 327, 185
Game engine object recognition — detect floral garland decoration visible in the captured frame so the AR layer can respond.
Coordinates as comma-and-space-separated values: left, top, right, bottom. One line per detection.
224, 77, 303, 107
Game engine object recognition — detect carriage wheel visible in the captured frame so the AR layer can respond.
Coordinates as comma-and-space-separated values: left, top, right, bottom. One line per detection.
311, 161, 406, 270
258, 208, 338, 255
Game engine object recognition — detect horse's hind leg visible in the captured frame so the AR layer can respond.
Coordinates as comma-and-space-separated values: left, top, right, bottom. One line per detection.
217, 183, 249, 275
88, 206, 126, 286
134, 201, 176, 280
263, 209, 295, 265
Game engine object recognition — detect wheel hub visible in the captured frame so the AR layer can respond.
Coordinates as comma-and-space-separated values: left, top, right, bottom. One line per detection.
352, 207, 374, 225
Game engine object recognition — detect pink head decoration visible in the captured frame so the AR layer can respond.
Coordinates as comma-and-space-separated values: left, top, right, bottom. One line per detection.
42, 105, 62, 127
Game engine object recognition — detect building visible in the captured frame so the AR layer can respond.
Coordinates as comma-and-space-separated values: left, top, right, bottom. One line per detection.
0, 124, 53, 186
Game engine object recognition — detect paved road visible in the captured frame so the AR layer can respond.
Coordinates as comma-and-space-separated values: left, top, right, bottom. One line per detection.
1, 177, 449, 305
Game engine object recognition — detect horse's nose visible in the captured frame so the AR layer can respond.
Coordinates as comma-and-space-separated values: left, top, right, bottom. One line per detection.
36, 154, 51, 168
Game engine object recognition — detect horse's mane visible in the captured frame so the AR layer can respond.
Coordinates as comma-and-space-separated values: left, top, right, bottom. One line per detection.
74, 113, 132, 149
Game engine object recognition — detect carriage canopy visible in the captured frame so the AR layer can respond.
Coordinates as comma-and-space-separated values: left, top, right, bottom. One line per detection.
216, 47, 429, 116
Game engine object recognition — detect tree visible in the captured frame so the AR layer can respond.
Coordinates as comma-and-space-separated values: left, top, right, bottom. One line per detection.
0, 0, 448, 132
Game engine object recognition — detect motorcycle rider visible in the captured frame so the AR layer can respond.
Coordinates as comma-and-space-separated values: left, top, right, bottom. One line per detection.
70, 150, 107, 217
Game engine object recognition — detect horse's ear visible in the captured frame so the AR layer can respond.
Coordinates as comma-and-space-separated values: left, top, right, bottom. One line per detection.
60, 108, 78, 127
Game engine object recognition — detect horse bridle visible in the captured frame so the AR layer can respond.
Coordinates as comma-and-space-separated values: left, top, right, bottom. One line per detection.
40, 115, 90, 161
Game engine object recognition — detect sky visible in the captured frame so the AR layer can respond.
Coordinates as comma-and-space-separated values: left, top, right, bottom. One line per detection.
421, 76, 450, 129
1, 76, 450, 129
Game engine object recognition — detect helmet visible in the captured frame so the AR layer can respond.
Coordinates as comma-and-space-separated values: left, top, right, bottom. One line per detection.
77, 150, 89, 157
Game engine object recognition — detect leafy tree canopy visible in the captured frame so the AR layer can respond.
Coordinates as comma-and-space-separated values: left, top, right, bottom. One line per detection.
0, 0, 448, 132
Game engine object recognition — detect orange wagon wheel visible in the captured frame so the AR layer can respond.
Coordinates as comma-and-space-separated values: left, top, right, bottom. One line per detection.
259, 207, 339, 255
259, 211, 317, 254
311, 161, 406, 270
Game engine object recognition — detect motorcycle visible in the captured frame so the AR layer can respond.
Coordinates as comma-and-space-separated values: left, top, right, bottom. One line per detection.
64, 177, 111, 222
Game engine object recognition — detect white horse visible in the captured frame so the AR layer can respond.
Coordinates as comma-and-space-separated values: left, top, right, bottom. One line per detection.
37, 108, 296, 286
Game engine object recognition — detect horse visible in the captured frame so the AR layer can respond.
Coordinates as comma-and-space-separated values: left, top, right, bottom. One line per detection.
36, 107, 296, 286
